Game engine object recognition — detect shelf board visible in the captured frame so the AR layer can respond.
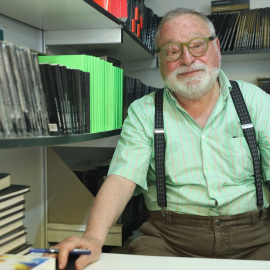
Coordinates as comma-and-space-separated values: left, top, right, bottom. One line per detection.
221, 49, 270, 62
0, 0, 117, 30
46, 27, 154, 62
0, 0, 154, 62
0, 129, 121, 149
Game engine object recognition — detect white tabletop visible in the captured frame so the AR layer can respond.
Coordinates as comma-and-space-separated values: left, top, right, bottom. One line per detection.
86, 253, 270, 270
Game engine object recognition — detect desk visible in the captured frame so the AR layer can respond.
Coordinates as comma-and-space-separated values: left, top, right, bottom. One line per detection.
86, 253, 270, 270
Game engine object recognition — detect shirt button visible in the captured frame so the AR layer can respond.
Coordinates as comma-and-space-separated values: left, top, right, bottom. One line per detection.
202, 135, 206, 139
215, 220, 221, 226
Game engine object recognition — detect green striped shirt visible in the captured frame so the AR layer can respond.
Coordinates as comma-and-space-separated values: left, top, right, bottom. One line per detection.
108, 70, 270, 216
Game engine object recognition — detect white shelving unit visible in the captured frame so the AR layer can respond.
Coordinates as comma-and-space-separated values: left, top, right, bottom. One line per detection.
0, 0, 269, 248
0, 0, 154, 62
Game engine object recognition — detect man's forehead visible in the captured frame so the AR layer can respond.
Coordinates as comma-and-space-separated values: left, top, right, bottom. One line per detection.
160, 16, 209, 42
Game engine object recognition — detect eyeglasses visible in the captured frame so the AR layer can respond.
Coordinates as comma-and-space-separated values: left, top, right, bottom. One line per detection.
157, 36, 216, 62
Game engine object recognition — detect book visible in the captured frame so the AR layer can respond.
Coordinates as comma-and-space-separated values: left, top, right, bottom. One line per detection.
0, 196, 26, 211
0, 217, 24, 237
0, 185, 30, 201
0, 173, 10, 191
47, 223, 122, 247
257, 76, 270, 94
0, 210, 24, 228
211, 0, 250, 14
9, 243, 32, 255
221, 13, 238, 51
111, 0, 128, 22
0, 253, 55, 269
0, 226, 26, 245
92, 0, 111, 13
0, 200, 25, 218
0, 232, 27, 253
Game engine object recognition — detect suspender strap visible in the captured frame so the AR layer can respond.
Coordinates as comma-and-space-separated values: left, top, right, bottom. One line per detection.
154, 88, 167, 211
229, 80, 264, 209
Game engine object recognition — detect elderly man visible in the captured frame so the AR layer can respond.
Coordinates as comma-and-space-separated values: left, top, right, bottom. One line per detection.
54, 8, 270, 270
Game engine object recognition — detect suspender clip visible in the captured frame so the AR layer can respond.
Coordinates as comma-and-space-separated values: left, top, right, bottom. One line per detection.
241, 123, 253, 130
258, 207, 263, 218
161, 207, 166, 218
154, 128, 164, 134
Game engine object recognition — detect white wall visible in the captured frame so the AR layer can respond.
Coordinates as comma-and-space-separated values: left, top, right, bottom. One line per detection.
0, 14, 44, 52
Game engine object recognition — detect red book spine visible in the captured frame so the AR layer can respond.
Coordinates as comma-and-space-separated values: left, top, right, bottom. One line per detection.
140, 14, 143, 29
131, 18, 136, 33
137, 23, 141, 37
134, 7, 139, 21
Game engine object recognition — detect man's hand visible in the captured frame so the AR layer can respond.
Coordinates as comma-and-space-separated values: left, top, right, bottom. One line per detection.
51, 235, 102, 270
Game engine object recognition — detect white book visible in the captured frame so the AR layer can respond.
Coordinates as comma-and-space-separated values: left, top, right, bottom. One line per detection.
0, 253, 55, 270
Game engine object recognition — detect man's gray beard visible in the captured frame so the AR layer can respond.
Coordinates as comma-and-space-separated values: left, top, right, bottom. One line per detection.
165, 63, 220, 100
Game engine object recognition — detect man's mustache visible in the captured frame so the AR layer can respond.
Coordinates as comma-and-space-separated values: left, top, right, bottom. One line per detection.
175, 64, 208, 75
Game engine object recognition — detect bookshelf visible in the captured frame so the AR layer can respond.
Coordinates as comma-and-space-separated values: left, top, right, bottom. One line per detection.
0, 0, 154, 63
0, 130, 121, 149
0, 0, 269, 250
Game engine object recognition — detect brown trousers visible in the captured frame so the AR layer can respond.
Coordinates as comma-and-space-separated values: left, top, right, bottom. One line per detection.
128, 208, 270, 260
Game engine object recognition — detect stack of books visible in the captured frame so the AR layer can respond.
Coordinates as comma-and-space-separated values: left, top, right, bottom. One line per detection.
0, 173, 31, 254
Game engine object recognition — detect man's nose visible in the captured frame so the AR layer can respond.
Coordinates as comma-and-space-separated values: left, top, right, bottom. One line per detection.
179, 46, 196, 66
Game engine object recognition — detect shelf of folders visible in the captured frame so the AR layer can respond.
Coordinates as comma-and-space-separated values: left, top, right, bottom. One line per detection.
0, 40, 124, 138
38, 54, 124, 135
208, 7, 270, 52
0, 41, 50, 138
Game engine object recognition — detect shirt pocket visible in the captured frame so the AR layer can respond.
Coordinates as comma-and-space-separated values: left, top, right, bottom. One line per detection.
225, 137, 254, 183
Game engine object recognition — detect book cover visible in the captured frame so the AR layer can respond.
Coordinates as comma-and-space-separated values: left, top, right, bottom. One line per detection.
93, 0, 111, 13
0, 216, 24, 237
221, 13, 238, 51
0, 185, 30, 202
0, 201, 25, 218
0, 226, 26, 245
50, 64, 68, 135
227, 12, 241, 51
0, 210, 25, 228
0, 196, 26, 211
0, 253, 55, 270
9, 243, 32, 255
39, 63, 64, 135
0, 42, 18, 138
0, 173, 10, 191
211, 0, 250, 14
0, 232, 27, 254
59, 65, 73, 135
257, 76, 270, 94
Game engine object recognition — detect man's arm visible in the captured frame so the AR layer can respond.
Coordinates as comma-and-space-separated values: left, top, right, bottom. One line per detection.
55, 174, 136, 270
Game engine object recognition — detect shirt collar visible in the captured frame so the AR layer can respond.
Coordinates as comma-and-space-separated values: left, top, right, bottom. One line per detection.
218, 69, 231, 100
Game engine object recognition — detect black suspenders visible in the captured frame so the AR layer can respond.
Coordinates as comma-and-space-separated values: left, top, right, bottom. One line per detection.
154, 81, 263, 214
154, 88, 167, 213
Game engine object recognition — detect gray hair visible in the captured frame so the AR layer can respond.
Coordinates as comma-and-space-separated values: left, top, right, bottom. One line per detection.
155, 8, 216, 51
